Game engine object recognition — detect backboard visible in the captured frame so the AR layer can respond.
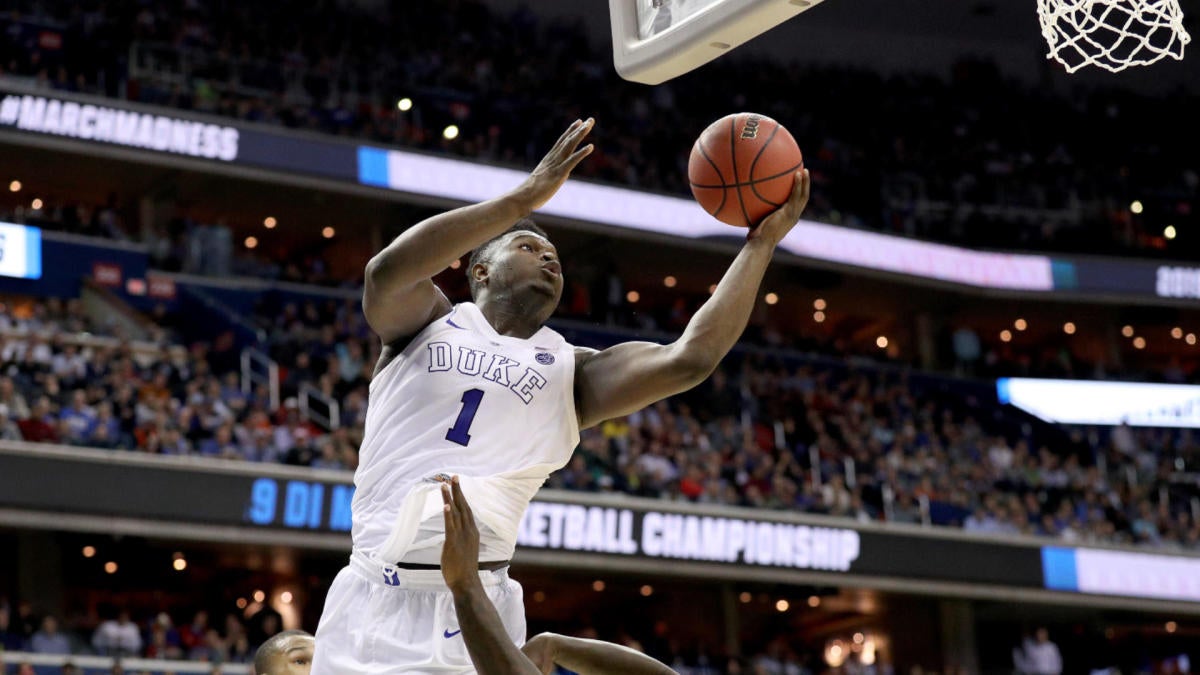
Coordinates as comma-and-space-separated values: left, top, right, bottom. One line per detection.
609, 0, 827, 85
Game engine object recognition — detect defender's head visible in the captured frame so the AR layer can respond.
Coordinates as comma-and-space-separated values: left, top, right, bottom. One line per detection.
467, 220, 562, 318
253, 630, 314, 675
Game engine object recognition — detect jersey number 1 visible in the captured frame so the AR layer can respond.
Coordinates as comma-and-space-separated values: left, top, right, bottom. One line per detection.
446, 388, 484, 446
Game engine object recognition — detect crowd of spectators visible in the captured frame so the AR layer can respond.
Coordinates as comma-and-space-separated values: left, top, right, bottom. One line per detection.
3, 290, 1199, 553
0, 599, 279, 668
2, 600, 1189, 675
1, 1, 1198, 260
0, 295, 362, 470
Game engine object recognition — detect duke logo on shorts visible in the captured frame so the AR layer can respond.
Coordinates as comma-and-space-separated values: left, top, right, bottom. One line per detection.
313, 302, 579, 673
382, 567, 400, 587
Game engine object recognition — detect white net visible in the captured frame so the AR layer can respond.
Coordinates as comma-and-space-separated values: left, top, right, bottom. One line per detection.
1037, 0, 1191, 73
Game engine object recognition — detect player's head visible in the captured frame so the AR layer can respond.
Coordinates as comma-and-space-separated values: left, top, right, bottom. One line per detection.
253, 630, 314, 675
467, 220, 562, 316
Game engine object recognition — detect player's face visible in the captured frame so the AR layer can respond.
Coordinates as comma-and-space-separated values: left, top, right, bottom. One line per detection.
489, 231, 564, 303
268, 635, 315, 675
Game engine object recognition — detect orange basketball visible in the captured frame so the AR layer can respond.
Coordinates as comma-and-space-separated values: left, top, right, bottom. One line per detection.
688, 113, 803, 228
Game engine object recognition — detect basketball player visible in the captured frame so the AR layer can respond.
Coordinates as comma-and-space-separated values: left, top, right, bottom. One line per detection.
312, 117, 810, 673
439, 476, 677, 675
254, 630, 315, 675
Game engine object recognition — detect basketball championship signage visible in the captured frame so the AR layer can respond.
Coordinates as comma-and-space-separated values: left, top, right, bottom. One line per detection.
0, 443, 1035, 592
517, 500, 860, 572
4, 443, 1200, 604
240, 472, 861, 573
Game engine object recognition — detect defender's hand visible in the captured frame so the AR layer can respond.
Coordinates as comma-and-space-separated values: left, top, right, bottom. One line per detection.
747, 168, 810, 247
440, 476, 481, 593
520, 633, 560, 674
511, 119, 595, 215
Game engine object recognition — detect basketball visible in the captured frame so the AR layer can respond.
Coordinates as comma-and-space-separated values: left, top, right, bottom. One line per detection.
688, 113, 803, 228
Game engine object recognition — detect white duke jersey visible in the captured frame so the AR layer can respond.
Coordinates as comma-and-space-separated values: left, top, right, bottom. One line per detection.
353, 302, 580, 563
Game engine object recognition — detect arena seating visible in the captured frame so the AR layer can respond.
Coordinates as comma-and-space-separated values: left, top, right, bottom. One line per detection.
1, 1, 1197, 259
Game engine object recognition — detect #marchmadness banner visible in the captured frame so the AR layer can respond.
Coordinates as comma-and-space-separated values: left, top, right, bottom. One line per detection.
0, 92, 240, 161
0, 84, 359, 182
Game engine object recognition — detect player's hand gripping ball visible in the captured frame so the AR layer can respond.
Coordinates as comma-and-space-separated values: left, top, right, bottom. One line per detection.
688, 113, 803, 228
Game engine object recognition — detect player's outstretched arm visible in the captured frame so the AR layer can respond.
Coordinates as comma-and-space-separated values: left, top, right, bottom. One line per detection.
574, 170, 810, 429
363, 119, 595, 344
441, 477, 541, 675
522, 633, 678, 675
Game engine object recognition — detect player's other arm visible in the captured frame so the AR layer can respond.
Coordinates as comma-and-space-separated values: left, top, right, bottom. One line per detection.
522, 633, 678, 675
363, 119, 595, 343
575, 170, 810, 429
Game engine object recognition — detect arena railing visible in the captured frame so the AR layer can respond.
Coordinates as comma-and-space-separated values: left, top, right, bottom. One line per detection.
240, 346, 280, 412
0, 328, 167, 365
299, 382, 340, 431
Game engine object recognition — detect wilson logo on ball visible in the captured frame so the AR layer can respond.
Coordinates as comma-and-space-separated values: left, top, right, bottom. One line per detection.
740, 115, 761, 140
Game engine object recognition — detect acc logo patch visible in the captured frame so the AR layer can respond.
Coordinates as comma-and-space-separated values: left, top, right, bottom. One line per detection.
535, 352, 555, 365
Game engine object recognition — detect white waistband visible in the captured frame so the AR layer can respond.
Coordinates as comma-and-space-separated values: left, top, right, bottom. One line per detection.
349, 550, 508, 590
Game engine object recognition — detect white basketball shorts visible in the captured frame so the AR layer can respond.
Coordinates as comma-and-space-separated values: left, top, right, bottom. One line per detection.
312, 552, 526, 674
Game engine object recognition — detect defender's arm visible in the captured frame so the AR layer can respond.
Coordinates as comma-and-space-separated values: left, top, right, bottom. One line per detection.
441, 478, 541, 675
451, 586, 542, 675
